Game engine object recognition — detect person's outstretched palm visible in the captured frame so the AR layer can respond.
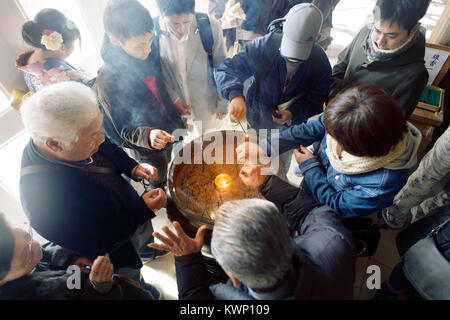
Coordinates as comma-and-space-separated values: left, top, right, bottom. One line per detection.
148, 221, 207, 257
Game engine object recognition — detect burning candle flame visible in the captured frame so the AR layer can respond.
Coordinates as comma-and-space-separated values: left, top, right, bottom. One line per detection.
215, 174, 232, 189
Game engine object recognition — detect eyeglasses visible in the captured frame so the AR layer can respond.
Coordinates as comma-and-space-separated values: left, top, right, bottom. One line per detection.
142, 179, 152, 194
12, 222, 34, 267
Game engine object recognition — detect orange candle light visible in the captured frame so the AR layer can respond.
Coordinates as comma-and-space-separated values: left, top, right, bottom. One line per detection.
215, 174, 232, 189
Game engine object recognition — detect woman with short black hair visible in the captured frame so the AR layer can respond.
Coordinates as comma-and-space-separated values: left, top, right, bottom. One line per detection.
324, 84, 408, 158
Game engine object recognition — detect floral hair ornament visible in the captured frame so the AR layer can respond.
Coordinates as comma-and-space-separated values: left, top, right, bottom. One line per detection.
41, 29, 64, 51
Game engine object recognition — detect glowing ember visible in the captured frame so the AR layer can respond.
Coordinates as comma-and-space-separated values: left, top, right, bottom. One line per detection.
215, 174, 232, 189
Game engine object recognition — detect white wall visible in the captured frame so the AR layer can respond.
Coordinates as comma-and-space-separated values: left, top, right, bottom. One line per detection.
76, 0, 109, 51
0, 1, 28, 92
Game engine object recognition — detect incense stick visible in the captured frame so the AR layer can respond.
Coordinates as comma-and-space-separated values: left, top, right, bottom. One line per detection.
238, 120, 247, 136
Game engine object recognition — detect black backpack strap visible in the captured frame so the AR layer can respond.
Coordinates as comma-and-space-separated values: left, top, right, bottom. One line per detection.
243, 31, 282, 126
154, 16, 160, 40
195, 12, 215, 84
153, 16, 170, 44
308, 45, 323, 90
86, 77, 97, 88
266, 17, 285, 35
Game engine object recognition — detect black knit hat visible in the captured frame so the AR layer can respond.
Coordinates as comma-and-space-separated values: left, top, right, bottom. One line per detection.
0, 213, 15, 282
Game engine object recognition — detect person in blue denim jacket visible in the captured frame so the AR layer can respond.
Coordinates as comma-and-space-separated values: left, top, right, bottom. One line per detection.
239, 85, 422, 219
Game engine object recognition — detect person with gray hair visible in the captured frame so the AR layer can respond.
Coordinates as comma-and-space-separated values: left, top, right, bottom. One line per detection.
19, 81, 167, 288
150, 166, 356, 300
212, 199, 294, 291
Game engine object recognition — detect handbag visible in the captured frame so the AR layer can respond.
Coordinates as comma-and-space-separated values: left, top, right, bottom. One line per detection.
402, 218, 450, 300
343, 217, 384, 257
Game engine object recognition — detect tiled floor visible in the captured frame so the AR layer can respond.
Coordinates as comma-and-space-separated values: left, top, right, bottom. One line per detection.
352, 213, 402, 300
141, 208, 179, 300
142, 254, 178, 300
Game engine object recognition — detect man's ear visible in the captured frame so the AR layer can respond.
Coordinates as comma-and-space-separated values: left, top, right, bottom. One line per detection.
223, 269, 241, 288
109, 35, 122, 47
314, 34, 322, 45
229, 274, 241, 288
409, 22, 421, 36
45, 138, 64, 153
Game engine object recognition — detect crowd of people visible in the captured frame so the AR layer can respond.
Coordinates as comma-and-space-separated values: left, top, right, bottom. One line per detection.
1, 0, 448, 301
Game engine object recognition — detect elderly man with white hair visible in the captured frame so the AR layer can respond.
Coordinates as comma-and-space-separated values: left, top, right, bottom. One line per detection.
150, 167, 356, 300
19, 81, 167, 284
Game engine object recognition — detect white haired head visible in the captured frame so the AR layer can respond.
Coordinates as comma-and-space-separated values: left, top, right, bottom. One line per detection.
21, 81, 100, 150
211, 199, 294, 289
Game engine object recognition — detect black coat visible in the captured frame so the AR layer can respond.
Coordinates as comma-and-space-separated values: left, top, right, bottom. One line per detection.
20, 139, 151, 270
94, 35, 185, 154
331, 26, 428, 119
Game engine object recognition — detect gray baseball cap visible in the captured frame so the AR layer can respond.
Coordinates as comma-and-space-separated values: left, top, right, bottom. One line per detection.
280, 3, 323, 60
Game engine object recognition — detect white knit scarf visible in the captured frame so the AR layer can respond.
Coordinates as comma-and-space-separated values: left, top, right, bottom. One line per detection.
325, 133, 408, 175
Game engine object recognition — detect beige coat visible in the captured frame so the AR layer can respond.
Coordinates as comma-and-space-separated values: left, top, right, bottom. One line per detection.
158, 15, 228, 131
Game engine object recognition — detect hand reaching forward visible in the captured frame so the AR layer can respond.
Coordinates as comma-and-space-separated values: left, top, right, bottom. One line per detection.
272, 110, 293, 124
89, 255, 114, 287
294, 145, 314, 165
174, 99, 192, 116
229, 96, 247, 122
150, 130, 175, 150
240, 164, 269, 189
143, 188, 167, 211
131, 164, 158, 181
148, 221, 208, 257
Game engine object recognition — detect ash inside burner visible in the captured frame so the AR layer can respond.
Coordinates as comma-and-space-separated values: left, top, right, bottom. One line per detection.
168, 130, 262, 228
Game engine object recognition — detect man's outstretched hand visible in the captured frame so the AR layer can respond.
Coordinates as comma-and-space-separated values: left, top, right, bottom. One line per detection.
148, 222, 207, 257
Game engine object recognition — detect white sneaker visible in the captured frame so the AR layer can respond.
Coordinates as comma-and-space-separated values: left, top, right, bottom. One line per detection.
382, 206, 408, 229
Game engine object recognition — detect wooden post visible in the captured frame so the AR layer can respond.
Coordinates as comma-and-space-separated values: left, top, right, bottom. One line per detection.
429, 2, 450, 46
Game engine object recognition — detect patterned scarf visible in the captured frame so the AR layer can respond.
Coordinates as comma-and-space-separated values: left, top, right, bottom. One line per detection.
365, 25, 420, 62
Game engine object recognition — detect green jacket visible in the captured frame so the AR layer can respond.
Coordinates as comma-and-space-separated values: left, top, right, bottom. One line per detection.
331, 25, 428, 119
